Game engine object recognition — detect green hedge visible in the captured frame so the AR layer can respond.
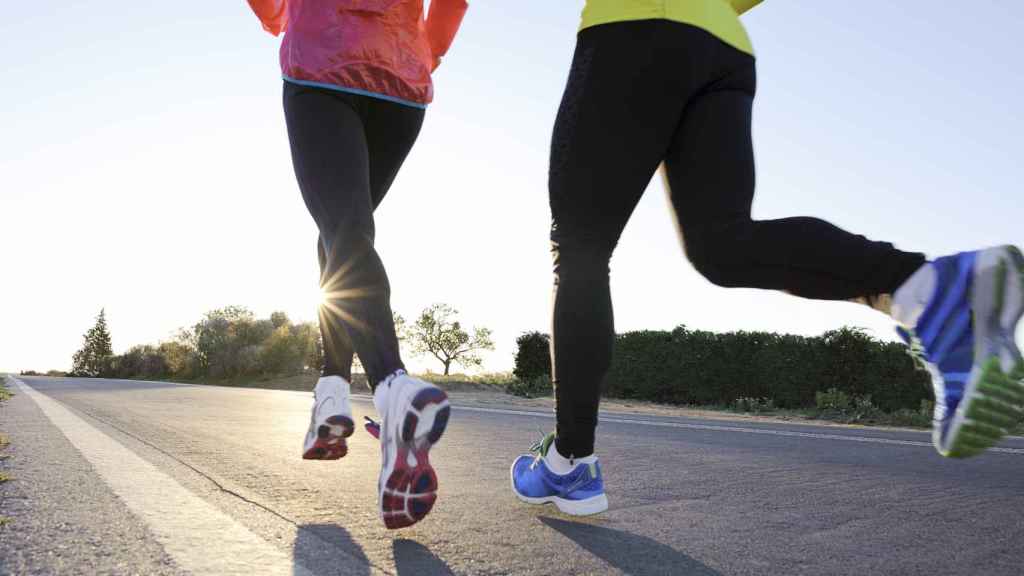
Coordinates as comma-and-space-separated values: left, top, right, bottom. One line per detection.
510, 325, 935, 409
602, 325, 930, 411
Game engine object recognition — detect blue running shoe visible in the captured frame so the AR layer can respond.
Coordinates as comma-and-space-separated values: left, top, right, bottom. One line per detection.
898, 245, 1024, 458
510, 433, 608, 516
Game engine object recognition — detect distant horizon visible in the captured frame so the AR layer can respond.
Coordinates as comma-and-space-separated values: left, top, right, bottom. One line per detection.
10, 301, 898, 375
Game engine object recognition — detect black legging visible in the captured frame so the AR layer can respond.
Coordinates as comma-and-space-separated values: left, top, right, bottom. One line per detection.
550, 21, 926, 458
283, 81, 424, 389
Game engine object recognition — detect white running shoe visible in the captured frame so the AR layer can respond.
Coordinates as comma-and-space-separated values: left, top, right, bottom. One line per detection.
374, 371, 450, 529
302, 375, 355, 460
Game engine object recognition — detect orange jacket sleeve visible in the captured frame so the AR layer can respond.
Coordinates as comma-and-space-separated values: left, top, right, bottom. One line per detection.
247, 0, 288, 36
425, 0, 469, 60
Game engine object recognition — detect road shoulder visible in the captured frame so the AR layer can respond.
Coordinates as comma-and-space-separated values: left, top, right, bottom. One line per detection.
0, 378, 183, 575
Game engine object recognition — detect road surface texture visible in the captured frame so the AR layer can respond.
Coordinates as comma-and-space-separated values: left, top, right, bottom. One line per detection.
1, 376, 1022, 575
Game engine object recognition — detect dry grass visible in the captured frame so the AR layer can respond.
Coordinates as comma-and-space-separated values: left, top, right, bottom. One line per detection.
0, 379, 10, 461
177, 371, 515, 393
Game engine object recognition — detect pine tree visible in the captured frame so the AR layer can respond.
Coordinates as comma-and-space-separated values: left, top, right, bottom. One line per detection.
71, 309, 114, 377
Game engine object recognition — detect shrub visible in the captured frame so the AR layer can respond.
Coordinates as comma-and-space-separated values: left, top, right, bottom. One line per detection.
888, 407, 932, 428
513, 331, 551, 382
602, 325, 930, 411
734, 397, 775, 414
191, 306, 272, 378
757, 333, 825, 408
737, 393, 774, 412
816, 388, 851, 411
111, 345, 169, 379
258, 325, 305, 375
866, 341, 932, 412
508, 375, 553, 398
473, 372, 518, 387
296, 322, 323, 374
158, 341, 197, 378
420, 372, 517, 390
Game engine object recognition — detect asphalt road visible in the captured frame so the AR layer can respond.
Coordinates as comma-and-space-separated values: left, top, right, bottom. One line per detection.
2, 376, 1023, 575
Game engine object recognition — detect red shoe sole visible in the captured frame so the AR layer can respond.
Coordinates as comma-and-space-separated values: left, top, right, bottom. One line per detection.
302, 415, 354, 460
381, 388, 450, 529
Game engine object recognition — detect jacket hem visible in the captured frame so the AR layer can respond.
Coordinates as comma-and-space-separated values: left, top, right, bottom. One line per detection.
282, 75, 429, 109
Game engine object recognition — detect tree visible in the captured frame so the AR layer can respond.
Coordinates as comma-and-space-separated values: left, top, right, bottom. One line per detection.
513, 331, 551, 381
71, 309, 114, 377
111, 345, 168, 379
270, 311, 290, 329
393, 312, 407, 343
407, 303, 494, 375
159, 339, 197, 377
288, 321, 323, 374
258, 325, 306, 375
190, 306, 268, 377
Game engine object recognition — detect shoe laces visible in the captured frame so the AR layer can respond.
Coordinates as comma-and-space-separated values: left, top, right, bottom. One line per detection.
364, 416, 381, 439
897, 326, 930, 372
528, 431, 555, 470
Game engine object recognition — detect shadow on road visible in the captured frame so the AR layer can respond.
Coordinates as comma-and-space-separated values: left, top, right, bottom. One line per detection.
393, 539, 455, 575
540, 516, 721, 576
294, 523, 370, 576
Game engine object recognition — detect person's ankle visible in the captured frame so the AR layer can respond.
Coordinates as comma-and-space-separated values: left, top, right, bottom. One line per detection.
315, 374, 350, 396
372, 369, 407, 417
546, 439, 597, 475
891, 263, 937, 328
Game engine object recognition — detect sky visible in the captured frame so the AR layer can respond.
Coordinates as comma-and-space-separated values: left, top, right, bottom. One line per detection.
2, 2, 1023, 374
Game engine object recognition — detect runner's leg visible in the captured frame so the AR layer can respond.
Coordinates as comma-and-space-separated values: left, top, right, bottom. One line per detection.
548, 22, 714, 458
284, 83, 423, 390
662, 43, 925, 301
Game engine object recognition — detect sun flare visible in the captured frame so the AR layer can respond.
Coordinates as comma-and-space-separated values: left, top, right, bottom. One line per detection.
314, 285, 328, 309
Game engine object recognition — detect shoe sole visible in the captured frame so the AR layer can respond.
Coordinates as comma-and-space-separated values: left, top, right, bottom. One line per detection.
513, 492, 610, 516
302, 415, 355, 460
380, 387, 450, 529
942, 245, 1024, 458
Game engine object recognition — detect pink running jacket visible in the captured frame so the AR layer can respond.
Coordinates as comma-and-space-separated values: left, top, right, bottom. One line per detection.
248, 0, 469, 106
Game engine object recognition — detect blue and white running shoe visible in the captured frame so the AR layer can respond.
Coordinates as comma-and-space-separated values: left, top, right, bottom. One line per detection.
898, 245, 1024, 458
510, 433, 608, 516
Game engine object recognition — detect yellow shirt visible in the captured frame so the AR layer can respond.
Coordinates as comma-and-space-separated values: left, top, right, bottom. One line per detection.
581, 0, 762, 55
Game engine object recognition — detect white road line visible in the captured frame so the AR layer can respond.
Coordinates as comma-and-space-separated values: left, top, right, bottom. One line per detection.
10, 377, 316, 576
445, 404, 1024, 455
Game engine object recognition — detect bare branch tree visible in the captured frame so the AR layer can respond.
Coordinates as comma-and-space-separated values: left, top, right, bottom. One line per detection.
407, 304, 494, 375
